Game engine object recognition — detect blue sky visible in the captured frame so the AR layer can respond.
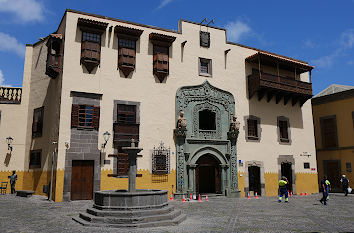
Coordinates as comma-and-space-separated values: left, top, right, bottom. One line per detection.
0, 0, 353, 94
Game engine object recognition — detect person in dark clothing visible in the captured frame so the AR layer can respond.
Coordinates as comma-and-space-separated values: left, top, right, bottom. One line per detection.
320, 176, 329, 205
8, 170, 17, 194
340, 175, 349, 196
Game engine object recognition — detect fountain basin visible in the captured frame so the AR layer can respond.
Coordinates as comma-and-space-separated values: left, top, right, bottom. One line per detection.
94, 189, 168, 209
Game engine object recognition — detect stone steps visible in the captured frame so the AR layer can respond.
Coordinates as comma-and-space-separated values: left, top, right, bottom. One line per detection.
73, 209, 186, 228
87, 205, 175, 217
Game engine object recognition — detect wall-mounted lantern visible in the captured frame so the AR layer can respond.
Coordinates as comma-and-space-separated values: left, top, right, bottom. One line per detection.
102, 131, 111, 149
6, 136, 13, 151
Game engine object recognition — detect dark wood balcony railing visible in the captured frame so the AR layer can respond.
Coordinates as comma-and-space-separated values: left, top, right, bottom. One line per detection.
248, 71, 312, 106
113, 122, 140, 144
46, 54, 61, 78
0, 87, 22, 104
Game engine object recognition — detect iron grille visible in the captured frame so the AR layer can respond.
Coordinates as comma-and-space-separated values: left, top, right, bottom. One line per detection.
152, 142, 170, 174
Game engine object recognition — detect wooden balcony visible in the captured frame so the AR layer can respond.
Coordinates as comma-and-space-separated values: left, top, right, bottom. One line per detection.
46, 54, 61, 78
0, 87, 22, 104
248, 71, 312, 106
113, 122, 140, 145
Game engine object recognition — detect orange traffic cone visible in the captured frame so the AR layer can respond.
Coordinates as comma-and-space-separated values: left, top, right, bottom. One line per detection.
198, 194, 202, 202
190, 193, 193, 200
205, 194, 209, 202
182, 195, 186, 203
169, 194, 174, 201
247, 192, 250, 199
305, 192, 308, 196
255, 192, 259, 199
290, 191, 293, 197
300, 192, 303, 196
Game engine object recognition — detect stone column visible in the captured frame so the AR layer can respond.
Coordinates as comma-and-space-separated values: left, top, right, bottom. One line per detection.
227, 130, 241, 197
188, 164, 197, 194
174, 128, 187, 195
122, 140, 143, 193
220, 164, 228, 195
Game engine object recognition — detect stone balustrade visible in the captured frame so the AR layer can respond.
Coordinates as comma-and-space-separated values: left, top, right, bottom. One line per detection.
0, 87, 22, 104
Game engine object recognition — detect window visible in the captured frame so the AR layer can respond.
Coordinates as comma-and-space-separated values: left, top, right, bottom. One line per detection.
29, 150, 41, 169
199, 58, 212, 76
118, 38, 136, 77
247, 119, 258, 139
152, 143, 170, 175
346, 162, 352, 172
153, 45, 169, 82
71, 104, 100, 130
199, 110, 216, 130
82, 32, 101, 43
79, 105, 93, 127
32, 107, 44, 138
277, 116, 290, 144
117, 146, 129, 176
81, 31, 101, 73
304, 162, 310, 169
117, 104, 136, 124
200, 31, 210, 48
320, 116, 337, 148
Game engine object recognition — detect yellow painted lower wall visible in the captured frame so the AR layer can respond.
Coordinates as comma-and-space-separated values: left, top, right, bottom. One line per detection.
264, 172, 279, 197
101, 169, 176, 197
54, 169, 64, 202
0, 170, 50, 196
295, 173, 319, 195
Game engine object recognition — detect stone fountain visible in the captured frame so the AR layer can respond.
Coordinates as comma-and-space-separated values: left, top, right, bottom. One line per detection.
73, 139, 186, 228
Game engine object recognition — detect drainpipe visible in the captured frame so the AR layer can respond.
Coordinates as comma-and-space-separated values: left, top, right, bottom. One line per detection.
50, 142, 57, 201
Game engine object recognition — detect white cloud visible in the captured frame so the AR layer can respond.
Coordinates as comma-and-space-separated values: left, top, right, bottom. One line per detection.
225, 20, 251, 42
341, 29, 354, 48
303, 39, 318, 49
0, 0, 45, 23
0, 69, 11, 87
0, 32, 25, 57
312, 28, 354, 69
157, 0, 174, 9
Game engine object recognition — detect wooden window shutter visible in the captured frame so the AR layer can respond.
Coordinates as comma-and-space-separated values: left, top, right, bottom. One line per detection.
117, 153, 129, 176
93, 106, 100, 130
280, 121, 288, 139
322, 118, 336, 147
71, 104, 79, 128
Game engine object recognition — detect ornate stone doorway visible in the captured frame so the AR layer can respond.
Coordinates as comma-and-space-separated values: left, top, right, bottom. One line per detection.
195, 154, 221, 194
174, 81, 240, 197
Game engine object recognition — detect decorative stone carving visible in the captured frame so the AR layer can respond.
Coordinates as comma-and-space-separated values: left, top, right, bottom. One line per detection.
176, 111, 187, 129
229, 116, 240, 132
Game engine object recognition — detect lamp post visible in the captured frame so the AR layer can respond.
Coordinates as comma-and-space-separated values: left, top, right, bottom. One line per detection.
102, 131, 111, 149
6, 136, 13, 151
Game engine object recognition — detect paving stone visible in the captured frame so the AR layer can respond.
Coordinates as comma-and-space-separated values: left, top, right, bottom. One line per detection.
0, 193, 353, 232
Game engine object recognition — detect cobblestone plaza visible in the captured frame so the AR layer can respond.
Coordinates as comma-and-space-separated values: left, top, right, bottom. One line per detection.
0, 194, 353, 232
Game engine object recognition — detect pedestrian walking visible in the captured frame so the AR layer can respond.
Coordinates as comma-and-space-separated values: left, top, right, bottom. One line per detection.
278, 176, 289, 203
320, 176, 329, 205
340, 175, 349, 196
8, 170, 17, 194
325, 178, 331, 200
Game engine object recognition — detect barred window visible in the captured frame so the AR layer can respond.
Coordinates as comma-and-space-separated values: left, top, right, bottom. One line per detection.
119, 38, 136, 49
279, 120, 289, 142
82, 31, 101, 43
117, 104, 136, 124
79, 105, 93, 127
199, 58, 212, 76
152, 142, 170, 174
32, 107, 44, 138
29, 150, 41, 169
247, 119, 258, 138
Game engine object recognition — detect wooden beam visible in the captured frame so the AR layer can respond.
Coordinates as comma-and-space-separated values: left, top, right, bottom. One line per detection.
276, 94, 282, 104
258, 90, 265, 101
267, 92, 274, 102
292, 97, 298, 106
284, 95, 291, 106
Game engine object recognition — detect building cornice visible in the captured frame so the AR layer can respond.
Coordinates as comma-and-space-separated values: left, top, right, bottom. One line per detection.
312, 88, 354, 106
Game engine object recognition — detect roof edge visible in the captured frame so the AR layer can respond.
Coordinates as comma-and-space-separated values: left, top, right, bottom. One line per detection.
312, 88, 354, 105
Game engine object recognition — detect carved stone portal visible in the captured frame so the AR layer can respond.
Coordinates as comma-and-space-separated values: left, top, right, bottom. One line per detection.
175, 81, 240, 197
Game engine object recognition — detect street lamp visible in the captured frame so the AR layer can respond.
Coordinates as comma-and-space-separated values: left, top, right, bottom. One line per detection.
102, 131, 111, 148
6, 136, 13, 151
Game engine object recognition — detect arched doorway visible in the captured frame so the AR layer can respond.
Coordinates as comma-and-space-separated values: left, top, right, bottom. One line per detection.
195, 154, 221, 194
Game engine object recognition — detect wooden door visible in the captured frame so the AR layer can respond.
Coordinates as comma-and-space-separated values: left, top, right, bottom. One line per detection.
325, 161, 341, 192
71, 160, 94, 200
